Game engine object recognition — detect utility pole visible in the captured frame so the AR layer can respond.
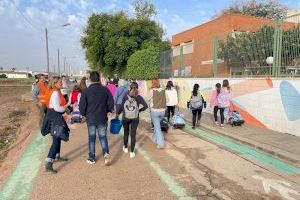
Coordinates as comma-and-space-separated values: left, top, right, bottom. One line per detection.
45, 28, 49, 74
53, 64, 56, 73
57, 48, 60, 75
63, 56, 66, 75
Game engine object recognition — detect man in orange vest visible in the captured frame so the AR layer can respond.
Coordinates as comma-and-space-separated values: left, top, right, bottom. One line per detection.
32, 74, 48, 125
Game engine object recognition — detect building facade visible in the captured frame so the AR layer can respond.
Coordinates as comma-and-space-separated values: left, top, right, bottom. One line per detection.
171, 14, 295, 77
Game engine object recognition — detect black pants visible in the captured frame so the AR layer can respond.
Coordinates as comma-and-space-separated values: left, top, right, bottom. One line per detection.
214, 106, 225, 124
192, 108, 202, 127
47, 135, 61, 161
123, 119, 139, 152
166, 106, 175, 121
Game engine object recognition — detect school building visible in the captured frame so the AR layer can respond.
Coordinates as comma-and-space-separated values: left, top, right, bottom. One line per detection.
171, 14, 295, 77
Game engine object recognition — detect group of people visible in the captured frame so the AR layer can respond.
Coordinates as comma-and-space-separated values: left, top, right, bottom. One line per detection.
32, 71, 231, 174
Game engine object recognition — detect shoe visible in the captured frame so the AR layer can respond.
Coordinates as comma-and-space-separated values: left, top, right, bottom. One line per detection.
123, 146, 128, 153
220, 124, 225, 127
55, 155, 68, 162
86, 158, 96, 165
104, 153, 111, 166
45, 162, 57, 174
215, 121, 219, 126
130, 152, 135, 158
192, 126, 195, 129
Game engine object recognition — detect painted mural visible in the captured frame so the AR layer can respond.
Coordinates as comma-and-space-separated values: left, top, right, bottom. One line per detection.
138, 78, 300, 137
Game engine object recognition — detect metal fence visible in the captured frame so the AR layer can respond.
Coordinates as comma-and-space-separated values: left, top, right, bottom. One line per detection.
159, 14, 300, 78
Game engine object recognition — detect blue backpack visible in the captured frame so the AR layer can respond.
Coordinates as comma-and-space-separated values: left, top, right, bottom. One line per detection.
171, 112, 185, 129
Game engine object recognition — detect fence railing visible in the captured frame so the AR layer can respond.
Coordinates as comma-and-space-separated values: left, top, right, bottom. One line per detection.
159, 14, 300, 79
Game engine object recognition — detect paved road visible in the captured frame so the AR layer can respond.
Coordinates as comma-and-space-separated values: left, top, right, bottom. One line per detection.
1, 115, 300, 200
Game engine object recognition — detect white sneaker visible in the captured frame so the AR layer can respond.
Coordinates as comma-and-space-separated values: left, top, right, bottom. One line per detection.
104, 153, 111, 166
130, 152, 135, 158
86, 158, 96, 165
122, 146, 128, 153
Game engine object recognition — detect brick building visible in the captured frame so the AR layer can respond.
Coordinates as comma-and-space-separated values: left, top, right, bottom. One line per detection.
171, 14, 295, 77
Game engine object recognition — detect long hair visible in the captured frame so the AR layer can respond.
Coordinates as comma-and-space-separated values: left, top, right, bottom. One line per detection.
166, 81, 173, 90
79, 77, 87, 91
223, 79, 230, 90
73, 84, 81, 92
192, 84, 199, 96
48, 76, 61, 92
129, 82, 139, 98
216, 83, 221, 94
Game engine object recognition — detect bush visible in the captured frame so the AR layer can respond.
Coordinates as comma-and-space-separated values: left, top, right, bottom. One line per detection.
124, 47, 159, 80
0, 74, 7, 78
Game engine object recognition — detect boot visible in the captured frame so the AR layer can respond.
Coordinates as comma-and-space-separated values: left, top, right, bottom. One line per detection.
55, 154, 68, 162
45, 162, 58, 174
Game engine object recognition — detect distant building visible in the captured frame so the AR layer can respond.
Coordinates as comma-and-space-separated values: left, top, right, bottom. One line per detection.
286, 10, 300, 23
0, 71, 30, 79
171, 14, 295, 77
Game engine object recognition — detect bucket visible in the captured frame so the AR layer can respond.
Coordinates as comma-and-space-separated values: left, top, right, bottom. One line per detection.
110, 119, 122, 135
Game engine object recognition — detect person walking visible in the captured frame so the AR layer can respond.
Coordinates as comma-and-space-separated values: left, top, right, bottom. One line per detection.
68, 85, 82, 123
149, 79, 167, 148
218, 80, 232, 127
42, 76, 69, 173
114, 80, 129, 112
106, 79, 117, 97
32, 74, 48, 126
165, 81, 178, 122
79, 76, 87, 91
189, 84, 206, 129
210, 83, 222, 125
79, 71, 114, 165
117, 82, 148, 158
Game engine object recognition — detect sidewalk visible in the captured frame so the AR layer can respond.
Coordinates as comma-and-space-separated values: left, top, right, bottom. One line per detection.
180, 108, 300, 166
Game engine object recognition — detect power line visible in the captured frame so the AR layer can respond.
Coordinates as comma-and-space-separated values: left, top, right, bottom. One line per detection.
9, 0, 42, 32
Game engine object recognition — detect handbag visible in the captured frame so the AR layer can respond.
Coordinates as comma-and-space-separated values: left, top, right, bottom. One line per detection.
51, 124, 69, 142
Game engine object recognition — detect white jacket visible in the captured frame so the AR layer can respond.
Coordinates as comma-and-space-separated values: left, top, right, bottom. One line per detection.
166, 87, 178, 106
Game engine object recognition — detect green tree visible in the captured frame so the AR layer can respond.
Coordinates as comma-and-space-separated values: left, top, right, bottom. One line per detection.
217, 0, 287, 20
81, 9, 168, 76
124, 47, 159, 80
0, 67, 3, 71
134, 0, 157, 19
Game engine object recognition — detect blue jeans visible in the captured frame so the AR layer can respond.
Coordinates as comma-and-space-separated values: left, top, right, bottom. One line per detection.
87, 123, 109, 160
47, 136, 61, 162
150, 111, 165, 147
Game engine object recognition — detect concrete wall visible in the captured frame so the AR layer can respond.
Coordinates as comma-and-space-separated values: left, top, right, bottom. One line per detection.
137, 78, 300, 137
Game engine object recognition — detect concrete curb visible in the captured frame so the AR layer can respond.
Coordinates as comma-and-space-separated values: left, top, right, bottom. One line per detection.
184, 118, 300, 167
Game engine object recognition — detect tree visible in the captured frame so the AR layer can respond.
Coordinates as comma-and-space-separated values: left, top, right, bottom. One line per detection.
219, 25, 300, 69
124, 47, 159, 80
81, 7, 169, 76
11, 68, 16, 71
0, 66, 3, 71
134, 0, 157, 19
217, 0, 288, 20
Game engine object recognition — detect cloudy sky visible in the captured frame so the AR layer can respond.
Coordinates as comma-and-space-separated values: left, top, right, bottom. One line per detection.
0, 0, 299, 73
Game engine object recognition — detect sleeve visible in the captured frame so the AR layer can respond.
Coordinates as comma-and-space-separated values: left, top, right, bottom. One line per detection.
51, 92, 66, 113
31, 85, 40, 103
106, 89, 114, 113
77, 93, 81, 104
79, 91, 87, 116
114, 88, 120, 104
117, 95, 127, 115
138, 96, 148, 112
68, 93, 72, 106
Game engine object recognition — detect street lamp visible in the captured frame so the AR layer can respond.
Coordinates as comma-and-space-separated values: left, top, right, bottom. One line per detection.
45, 23, 71, 74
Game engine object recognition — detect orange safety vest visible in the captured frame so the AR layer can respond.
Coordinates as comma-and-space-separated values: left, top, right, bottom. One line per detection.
44, 89, 67, 108
37, 82, 47, 104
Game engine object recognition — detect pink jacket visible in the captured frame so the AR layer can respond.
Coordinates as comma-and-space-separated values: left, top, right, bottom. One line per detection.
210, 90, 218, 107
106, 83, 117, 97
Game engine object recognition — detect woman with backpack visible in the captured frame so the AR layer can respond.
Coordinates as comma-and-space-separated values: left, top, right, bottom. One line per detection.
189, 84, 206, 129
149, 79, 167, 148
114, 80, 130, 112
218, 80, 232, 127
165, 81, 178, 122
117, 82, 148, 158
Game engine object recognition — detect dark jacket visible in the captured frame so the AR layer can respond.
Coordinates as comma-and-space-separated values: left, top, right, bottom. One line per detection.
79, 83, 114, 125
41, 109, 70, 141
117, 93, 148, 120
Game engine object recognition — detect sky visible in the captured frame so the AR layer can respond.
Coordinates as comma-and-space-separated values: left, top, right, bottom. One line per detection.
0, 0, 299, 74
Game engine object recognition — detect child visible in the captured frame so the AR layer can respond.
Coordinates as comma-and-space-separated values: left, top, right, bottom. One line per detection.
69, 85, 82, 123
210, 83, 222, 125
217, 80, 232, 127
189, 84, 206, 129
